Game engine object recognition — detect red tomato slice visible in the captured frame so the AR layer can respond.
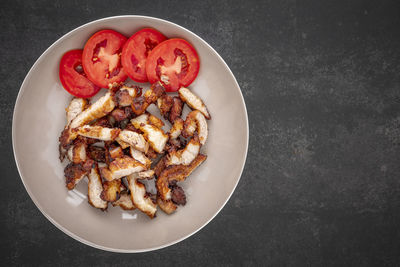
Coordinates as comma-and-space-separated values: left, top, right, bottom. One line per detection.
82, 30, 128, 88
145, 38, 200, 92
121, 28, 167, 83
59, 49, 101, 98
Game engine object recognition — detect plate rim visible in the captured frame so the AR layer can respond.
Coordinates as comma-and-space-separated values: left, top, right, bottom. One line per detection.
12, 15, 249, 253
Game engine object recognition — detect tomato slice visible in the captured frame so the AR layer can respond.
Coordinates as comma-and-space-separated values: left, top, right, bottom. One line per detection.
59, 49, 101, 98
82, 30, 128, 88
145, 38, 200, 92
121, 28, 167, 83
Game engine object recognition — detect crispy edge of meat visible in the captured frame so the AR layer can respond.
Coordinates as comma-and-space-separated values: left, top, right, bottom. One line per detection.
127, 175, 157, 218
169, 117, 184, 139
157, 154, 207, 200
131, 82, 165, 115
87, 145, 106, 162
130, 170, 155, 180
157, 93, 173, 119
178, 87, 211, 120
112, 191, 136, 210
77, 125, 121, 141
157, 197, 177, 214
131, 112, 164, 129
100, 156, 145, 181
67, 141, 87, 164
169, 97, 183, 123
182, 110, 208, 145
166, 135, 201, 166
88, 164, 108, 210
153, 155, 167, 178
64, 159, 94, 190
100, 179, 126, 202
109, 145, 124, 159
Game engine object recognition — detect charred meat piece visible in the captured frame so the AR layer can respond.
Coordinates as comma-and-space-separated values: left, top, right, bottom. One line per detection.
131, 113, 164, 129
101, 179, 126, 202
157, 154, 206, 200
157, 93, 173, 119
88, 146, 106, 162
169, 97, 183, 123
110, 108, 129, 122
171, 184, 186, 205
88, 164, 107, 210
64, 159, 94, 190
115, 85, 140, 107
153, 156, 167, 178
131, 82, 165, 115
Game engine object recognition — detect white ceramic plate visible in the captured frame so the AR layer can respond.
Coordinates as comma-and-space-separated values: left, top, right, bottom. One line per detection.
12, 15, 248, 253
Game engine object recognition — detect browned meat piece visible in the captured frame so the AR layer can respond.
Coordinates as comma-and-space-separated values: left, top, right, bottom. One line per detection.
157, 197, 177, 214
111, 108, 129, 122
169, 97, 183, 123
88, 164, 107, 210
100, 179, 126, 202
88, 146, 106, 162
145, 147, 158, 159
178, 87, 211, 119
67, 140, 87, 164
169, 117, 184, 140
100, 156, 145, 181
114, 85, 141, 107
109, 144, 124, 159
182, 110, 208, 145
131, 82, 165, 115
166, 135, 201, 166
153, 156, 167, 178
171, 184, 186, 205
127, 175, 157, 218
157, 93, 173, 119
157, 154, 206, 200
112, 191, 136, 210
64, 159, 94, 190
92, 117, 112, 128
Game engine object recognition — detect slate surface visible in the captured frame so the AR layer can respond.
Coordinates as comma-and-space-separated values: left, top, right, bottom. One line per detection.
2, 0, 400, 265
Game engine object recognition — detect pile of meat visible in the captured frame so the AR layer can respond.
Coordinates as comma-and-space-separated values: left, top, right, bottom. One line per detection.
59, 82, 210, 218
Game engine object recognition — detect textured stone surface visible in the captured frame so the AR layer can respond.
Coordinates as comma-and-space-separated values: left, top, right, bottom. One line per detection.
2, 0, 400, 265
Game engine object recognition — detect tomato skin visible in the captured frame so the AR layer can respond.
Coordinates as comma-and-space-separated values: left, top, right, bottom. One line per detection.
121, 28, 167, 83
145, 38, 200, 92
82, 30, 128, 88
59, 49, 101, 98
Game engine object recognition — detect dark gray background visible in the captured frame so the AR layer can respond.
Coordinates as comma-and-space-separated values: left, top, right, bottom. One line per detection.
2, 0, 400, 265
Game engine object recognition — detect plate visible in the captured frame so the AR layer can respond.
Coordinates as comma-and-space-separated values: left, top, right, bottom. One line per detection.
12, 15, 248, 252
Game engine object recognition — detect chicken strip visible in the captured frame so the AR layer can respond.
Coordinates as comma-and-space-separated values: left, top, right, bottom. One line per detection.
166, 135, 201, 166
70, 91, 116, 129
118, 130, 149, 153
178, 87, 210, 119
157, 197, 177, 214
88, 164, 107, 210
130, 170, 155, 180
157, 93, 173, 118
66, 98, 88, 125
67, 141, 87, 164
157, 154, 207, 200
100, 179, 126, 202
100, 156, 145, 181
130, 147, 152, 169
77, 125, 121, 141
127, 175, 157, 218
112, 191, 136, 210
108, 144, 124, 159
182, 110, 208, 145
64, 159, 94, 190
131, 115, 168, 153
169, 117, 184, 139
